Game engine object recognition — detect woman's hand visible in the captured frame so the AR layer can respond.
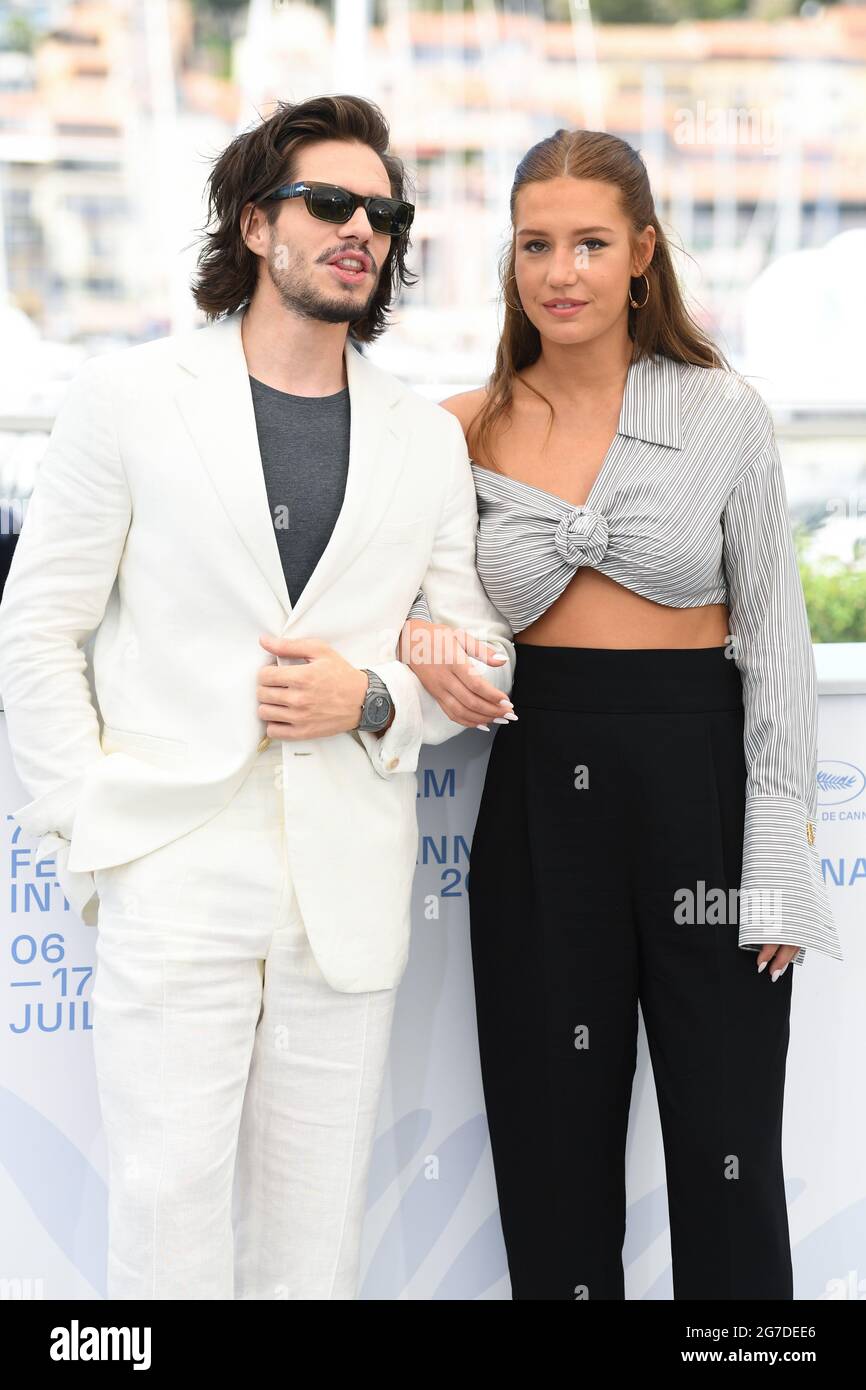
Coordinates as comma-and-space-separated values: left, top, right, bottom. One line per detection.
755, 942, 799, 980
398, 618, 517, 731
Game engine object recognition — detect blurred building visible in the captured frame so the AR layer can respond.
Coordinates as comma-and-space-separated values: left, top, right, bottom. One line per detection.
0, 0, 863, 364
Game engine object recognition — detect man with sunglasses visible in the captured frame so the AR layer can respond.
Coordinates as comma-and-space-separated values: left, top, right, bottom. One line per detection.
0, 95, 515, 1300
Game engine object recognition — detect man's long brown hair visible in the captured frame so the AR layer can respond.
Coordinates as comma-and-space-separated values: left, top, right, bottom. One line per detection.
468, 128, 730, 471
190, 94, 417, 342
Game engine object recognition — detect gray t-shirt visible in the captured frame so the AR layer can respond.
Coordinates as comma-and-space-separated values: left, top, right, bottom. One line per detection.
248, 374, 351, 607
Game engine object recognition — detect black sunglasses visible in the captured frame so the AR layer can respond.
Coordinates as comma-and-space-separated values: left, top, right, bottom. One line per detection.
263, 180, 415, 237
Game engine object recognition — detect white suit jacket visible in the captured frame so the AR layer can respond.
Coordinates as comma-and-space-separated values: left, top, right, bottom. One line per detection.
0, 306, 515, 992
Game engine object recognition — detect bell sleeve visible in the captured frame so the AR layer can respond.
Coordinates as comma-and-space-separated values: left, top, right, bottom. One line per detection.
721, 398, 842, 965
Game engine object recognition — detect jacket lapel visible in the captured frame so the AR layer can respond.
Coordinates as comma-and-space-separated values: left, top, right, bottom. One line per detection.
172, 306, 408, 630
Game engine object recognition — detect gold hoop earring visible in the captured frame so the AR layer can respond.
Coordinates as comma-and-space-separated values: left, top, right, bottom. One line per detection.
505, 272, 525, 316
629, 272, 650, 309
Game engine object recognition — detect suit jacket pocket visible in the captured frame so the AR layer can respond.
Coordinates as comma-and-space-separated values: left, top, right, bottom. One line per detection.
100, 723, 187, 759
369, 516, 425, 546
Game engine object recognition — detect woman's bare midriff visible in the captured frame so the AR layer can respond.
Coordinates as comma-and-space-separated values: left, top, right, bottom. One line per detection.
515, 565, 731, 650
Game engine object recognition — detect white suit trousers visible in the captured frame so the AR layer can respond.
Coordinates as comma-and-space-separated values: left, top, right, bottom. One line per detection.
90, 739, 398, 1300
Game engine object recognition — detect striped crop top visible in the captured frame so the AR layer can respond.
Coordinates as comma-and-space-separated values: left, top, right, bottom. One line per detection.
407, 350, 842, 966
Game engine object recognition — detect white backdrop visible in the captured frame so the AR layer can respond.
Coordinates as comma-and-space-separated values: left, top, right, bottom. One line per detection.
1, 659, 863, 1300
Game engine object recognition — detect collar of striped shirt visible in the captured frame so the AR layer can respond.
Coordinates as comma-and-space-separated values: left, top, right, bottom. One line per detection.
618, 350, 682, 450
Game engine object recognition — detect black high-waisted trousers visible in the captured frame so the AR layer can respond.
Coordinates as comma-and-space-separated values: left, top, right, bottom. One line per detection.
468, 644, 794, 1301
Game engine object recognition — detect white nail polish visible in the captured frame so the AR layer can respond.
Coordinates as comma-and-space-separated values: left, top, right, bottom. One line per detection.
492, 717, 509, 724
476, 724, 490, 731
757, 960, 767, 973
771, 968, 781, 982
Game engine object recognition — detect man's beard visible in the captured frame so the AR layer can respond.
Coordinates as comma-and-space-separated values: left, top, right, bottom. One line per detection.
266, 241, 377, 325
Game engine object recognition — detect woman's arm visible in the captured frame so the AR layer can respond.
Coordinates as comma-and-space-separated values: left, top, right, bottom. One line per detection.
721, 398, 842, 967
396, 390, 517, 730
398, 607, 515, 730
356, 410, 516, 776
406, 588, 433, 623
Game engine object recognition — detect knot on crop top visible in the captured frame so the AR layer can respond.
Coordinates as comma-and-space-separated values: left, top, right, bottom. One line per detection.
553, 505, 610, 567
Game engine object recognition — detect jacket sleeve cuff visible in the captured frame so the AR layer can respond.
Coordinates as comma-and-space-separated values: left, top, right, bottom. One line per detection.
11, 771, 89, 841
9, 765, 105, 924
354, 659, 425, 777
737, 795, 843, 964
23, 829, 99, 925
356, 645, 514, 778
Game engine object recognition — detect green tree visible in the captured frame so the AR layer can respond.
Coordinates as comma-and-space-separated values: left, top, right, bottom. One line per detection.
797, 530, 866, 645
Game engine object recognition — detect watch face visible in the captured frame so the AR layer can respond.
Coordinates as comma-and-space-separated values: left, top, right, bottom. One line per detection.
366, 692, 390, 726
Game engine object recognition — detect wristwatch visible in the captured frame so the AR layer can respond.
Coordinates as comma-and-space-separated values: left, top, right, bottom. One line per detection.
357, 668, 394, 732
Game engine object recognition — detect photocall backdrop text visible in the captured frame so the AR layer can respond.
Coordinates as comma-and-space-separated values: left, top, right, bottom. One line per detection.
1, 681, 862, 1300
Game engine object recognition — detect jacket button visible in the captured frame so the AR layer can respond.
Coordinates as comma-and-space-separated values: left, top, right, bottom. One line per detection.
257, 735, 271, 752
386, 756, 400, 770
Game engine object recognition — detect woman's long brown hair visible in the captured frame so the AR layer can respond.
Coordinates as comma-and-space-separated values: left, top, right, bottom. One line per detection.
467, 128, 731, 472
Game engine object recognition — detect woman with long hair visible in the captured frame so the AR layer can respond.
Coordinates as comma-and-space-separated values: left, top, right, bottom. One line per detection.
402, 129, 842, 1300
